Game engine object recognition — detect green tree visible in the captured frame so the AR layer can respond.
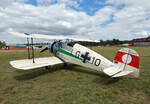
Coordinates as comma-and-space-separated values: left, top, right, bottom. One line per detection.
0, 41, 6, 48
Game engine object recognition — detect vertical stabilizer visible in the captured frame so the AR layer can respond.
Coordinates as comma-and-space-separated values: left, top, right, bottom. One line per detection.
113, 48, 140, 77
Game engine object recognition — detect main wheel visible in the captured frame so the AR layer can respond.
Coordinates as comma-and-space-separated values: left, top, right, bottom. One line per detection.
45, 66, 52, 70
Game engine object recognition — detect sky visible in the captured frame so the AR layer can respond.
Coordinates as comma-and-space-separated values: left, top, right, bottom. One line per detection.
0, 0, 150, 44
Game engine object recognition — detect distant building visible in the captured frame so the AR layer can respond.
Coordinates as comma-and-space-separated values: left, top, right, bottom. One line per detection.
8, 45, 28, 50
133, 36, 150, 46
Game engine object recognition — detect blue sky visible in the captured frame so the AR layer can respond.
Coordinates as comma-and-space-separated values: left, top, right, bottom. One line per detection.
76, 0, 107, 15
25, 0, 38, 6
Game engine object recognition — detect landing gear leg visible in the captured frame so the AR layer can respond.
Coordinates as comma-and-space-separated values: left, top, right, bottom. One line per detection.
45, 66, 52, 70
64, 63, 68, 67
45, 66, 56, 72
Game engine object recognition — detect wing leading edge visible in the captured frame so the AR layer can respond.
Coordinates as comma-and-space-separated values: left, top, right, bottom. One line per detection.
8, 32, 99, 42
10, 56, 63, 70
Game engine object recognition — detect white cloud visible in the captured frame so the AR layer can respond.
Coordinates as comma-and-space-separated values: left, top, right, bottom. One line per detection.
101, 0, 150, 39
106, 0, 125, 6
37, 0, 80, 8
1, 0, 150, 44
0, 0, 13, 7
57, 0, 79, 8
37, 0, 56, 6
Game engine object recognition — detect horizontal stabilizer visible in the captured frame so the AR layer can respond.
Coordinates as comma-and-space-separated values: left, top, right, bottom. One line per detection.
103, 66, 134, 77
103, 66, 123, 76
112, 70, 134, 78
10, 57, 63, 70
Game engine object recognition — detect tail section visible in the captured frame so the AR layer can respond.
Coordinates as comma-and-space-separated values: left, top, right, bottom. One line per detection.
113, 48, 140, 77
114, 48, 139, 69
103, 48, 140, 78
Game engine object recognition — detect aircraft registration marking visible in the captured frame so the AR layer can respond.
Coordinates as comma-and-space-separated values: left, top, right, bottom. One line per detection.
75, 51, 101, 66
56, 48, 101, 67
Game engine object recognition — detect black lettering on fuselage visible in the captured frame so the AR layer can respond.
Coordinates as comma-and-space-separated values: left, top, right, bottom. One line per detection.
75, 51, 101, 66
91, 57, 101, 66
75, 51, 81, 57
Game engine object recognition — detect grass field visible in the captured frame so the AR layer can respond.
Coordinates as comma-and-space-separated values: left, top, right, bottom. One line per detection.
0, 47, 150, 104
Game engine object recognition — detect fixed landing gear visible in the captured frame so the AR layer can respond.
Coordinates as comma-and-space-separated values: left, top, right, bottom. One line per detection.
45, 66, 55, 71
45, 63, 68, 71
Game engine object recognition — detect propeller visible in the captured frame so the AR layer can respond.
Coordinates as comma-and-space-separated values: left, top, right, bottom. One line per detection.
40, 47, 49, 53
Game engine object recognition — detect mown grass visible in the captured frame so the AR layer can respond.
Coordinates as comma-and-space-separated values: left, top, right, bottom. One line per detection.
0, 46, 150, 104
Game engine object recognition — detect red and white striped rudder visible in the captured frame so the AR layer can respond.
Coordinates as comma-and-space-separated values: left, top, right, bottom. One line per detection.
113, 48, 140, 77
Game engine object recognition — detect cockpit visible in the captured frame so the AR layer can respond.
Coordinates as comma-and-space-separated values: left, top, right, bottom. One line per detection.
49, 40, 73, 54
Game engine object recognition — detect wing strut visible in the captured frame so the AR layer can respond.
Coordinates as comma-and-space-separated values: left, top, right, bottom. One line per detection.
26, 36, 35, 63
31, 38, 35, 63
27, 38, 30, 59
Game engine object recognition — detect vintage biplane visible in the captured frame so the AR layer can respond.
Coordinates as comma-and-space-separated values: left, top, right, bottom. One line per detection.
9, 32, 140, 78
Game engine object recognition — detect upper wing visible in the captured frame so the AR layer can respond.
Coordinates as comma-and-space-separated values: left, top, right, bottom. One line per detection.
8, 32, 99, 42
10, 56, 63, 70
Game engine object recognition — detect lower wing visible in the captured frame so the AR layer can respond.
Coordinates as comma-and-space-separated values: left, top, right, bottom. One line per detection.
10, 56, 63, 70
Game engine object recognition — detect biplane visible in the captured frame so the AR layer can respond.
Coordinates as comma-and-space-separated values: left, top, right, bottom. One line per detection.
9, 32, 140, 78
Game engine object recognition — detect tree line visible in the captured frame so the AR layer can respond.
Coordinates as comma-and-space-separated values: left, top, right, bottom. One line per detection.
71, 39, 132, 46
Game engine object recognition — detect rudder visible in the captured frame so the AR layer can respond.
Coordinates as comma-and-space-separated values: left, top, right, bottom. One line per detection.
113, 48, 140, 77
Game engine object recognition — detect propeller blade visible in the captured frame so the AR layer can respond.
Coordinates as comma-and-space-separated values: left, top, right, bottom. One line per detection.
40, 47, 48, 53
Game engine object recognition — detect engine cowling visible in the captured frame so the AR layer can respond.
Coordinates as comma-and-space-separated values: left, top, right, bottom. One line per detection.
40, 41, 61, 55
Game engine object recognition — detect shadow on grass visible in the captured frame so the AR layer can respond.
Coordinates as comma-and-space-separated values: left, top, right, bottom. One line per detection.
14, 65, 64, 81
14, 64, 78, 81
67, 65, 102, 76
66, 64, 120, 85
14, 64, 120, 85
94, 74, 121, 85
